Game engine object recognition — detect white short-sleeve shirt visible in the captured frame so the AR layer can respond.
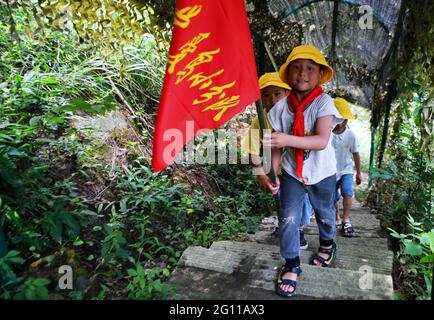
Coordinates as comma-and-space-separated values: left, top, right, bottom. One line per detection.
267, 93, 343, 185
332, 127, 360, 180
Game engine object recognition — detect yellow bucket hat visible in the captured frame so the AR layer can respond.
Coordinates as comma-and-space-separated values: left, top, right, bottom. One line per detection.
334, 97, 357, 120
279, 45, 334, 85
258, 72, 290, 90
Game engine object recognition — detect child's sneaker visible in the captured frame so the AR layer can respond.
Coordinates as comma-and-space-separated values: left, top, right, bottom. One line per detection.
300, 230, 308, 250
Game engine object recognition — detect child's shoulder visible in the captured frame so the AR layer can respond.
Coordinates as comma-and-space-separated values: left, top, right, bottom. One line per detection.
269, 95, 289, 114
346, 127, 357, 138
314, 92, 334, 106
311, 93, 336, 115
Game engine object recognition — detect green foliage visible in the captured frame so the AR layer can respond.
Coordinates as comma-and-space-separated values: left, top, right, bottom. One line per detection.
61, 97, 115, 114
366, 3, 433, 299
8, 0, 173, 50
0, 250, 24, 290
0, 9, 120, 297
369, 85, 433, 232
389, 215, 434, 299
100, 204, 130, 265
127, 264, 175, 300
113, 158, 268, 253
88, 158, 270, 298
11, 277, 51, 300
0, 4, 271, 300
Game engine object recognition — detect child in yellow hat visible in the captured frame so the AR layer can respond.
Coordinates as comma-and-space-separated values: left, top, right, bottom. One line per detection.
332, 97, 362, 238
242, 72, 312, 249
241, 72, 290, 162
262, 45, 342, 297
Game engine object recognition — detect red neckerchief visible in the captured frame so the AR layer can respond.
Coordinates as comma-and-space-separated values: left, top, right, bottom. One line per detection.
288, 86, 323, 179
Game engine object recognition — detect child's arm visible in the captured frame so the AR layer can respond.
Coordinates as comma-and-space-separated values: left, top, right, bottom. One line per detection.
353, 152, 362, 185
262, 115, 333, 150
254, 149, 282, 194
271, 147, 281, 177
251, 153, 280, 194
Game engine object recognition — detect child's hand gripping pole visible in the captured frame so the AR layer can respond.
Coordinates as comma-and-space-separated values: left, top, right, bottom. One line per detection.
255, 99, 281, 216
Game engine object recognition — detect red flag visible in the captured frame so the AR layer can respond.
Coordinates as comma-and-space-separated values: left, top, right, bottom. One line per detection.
152, 0, 260, 172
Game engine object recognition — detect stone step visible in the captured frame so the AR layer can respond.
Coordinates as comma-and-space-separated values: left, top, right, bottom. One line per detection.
210, 240, 393, 275
256, 214, 387, 239
303, 226, 388, 239
248, 251, 394, 300
178, 246, 243, 274
259, 213, 383, 230
257, 231, 388, 248
269, 201, 375, 215
174, 244, 393, 300
167, 266, 323, 300
170, 198, 394, 300
250, 228, 389, 247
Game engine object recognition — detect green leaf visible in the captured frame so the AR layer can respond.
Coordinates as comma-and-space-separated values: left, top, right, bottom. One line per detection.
46, 117, 65, 124
2, 251, 25, 265
29, 116, 43, 126
0, 133, 14, 142
152, 280, 162, 292
162, 268, 170, 277
407, 214, 415, 225
36, 287, 49, 300
403, 240, 423, 256
61, 98, 94, 112
37, 76, 59, 86
119, 198, 128, 214
419, 255, 433, 263
81, 209, 98, 216
388, 228, 406, 240
7, 148, 25, 157
406, 214, 422, 227
139, 277, 145, 289
7, 256, 25, 265
25, 289, 36, 300
97, 203, 104, 214
418, 233, 433, 246
73, 239, 84, 246
92, 226, 102, 232
424, 274, 432, 296
127, 268, 137, 277
33, 278, 51, 287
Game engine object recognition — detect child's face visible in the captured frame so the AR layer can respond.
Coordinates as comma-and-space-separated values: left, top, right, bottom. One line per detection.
334, 119, 348, 131
261, 86, 288, 110
286, 59, 324, 93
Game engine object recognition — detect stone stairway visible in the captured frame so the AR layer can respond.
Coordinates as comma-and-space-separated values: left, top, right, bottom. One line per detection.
168, 200, 394, 300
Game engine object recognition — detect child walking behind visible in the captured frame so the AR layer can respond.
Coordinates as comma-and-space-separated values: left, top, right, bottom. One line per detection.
332, 98, 362, 237
241, 72, 290, 173
262, 45, 342, 297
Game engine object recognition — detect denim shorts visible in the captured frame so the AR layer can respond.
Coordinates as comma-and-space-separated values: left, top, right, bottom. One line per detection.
278, 171, 336, 259
335, 174, 354, 203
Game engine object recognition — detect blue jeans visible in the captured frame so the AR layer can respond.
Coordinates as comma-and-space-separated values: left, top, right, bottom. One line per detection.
335, 174, 354, 203
278, 171, 336, 259
301, 193, 312, 226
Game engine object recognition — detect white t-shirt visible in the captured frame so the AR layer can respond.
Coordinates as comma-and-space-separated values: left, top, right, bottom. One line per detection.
332, 127, 360, 180
267, 93, 343, 185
